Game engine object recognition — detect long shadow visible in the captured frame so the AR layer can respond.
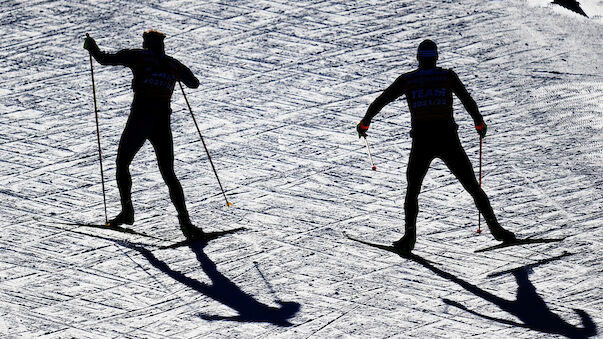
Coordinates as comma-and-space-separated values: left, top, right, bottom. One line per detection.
126, 241, 300, 326
406, 254, 597, 338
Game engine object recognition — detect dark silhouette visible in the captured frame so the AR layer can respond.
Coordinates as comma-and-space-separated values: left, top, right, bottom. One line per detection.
357, 39, 515, 254
83, 30, 203, 238
50, 224, 299, 326
127, 242, 300, 326
552, 0, 589, 17
405, 254, 597, 338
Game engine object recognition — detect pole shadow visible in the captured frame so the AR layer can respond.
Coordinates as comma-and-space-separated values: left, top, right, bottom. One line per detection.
125, 241, 300, 327
406, 254, 597, 338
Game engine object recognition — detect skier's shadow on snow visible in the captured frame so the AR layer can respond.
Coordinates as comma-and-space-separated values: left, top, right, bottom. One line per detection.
407, 255, 597, 338
128, 242, 300, 327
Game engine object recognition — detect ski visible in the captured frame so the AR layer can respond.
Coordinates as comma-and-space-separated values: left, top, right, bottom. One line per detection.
159, 227, 245, 249
46, 223, 162, 248
53, 221, 164, 241
475, 237, 566, 253
344, 233, 421, 260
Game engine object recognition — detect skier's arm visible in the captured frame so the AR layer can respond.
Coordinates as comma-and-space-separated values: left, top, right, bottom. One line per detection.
361, 75, 406, 127
173, 59, 199, 89
84, 37, 135, 66
450, 71, 484, 126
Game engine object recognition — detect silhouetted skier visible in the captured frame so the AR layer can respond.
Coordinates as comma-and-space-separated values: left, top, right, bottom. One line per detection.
357, 39, 515, 254
83, 30, 203, 239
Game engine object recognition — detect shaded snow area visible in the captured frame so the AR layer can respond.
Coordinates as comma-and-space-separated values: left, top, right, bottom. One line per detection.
1, 0, 602, 338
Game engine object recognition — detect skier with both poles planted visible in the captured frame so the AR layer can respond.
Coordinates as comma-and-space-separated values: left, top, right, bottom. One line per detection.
83, 30, 204, 239
357, 39, 516, 255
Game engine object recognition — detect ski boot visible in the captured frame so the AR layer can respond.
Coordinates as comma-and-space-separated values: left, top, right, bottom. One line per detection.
178, 215, 205, 240
393, 228, 416, 256
488, 219, 516, 243
107, 202, 134, 227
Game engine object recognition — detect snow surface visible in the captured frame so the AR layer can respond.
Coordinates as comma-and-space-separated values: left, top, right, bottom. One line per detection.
1, 0, 602, 338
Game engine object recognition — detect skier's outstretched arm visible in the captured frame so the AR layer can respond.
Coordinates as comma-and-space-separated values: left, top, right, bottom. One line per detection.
173, 59, 199, 89
360, 75, 406, 130
83, 36, 134, 66
450, 71, 484, 127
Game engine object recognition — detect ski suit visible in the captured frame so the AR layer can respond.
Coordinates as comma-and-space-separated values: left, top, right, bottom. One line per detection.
361, 67, 500, 232
88, 45, 199, 220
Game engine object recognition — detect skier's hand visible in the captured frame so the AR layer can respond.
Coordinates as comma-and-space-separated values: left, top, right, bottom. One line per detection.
475, 122, 487, 138
357, 121, 369, 138
83, 35, 97, 51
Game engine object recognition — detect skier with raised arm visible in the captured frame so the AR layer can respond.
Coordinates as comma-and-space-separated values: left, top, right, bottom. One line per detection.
83, 30, 204, 239
357, 39, 516, 255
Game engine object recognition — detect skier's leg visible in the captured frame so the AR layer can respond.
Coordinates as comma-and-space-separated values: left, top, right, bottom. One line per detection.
394, 140, 432, 253
111, 113, 148, 225
441, 138, 515, 241
149, 117, 187, 217
149, 116, 203, 238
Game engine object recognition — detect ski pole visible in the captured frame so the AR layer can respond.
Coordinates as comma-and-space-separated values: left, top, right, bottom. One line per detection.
179, 82, 231, 207
87, 33, 109, 225
477, 135, 483, 234
363, 136, 377, 171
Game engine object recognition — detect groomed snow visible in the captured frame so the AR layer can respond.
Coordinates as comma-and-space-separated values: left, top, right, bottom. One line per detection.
0, 0, 601, 338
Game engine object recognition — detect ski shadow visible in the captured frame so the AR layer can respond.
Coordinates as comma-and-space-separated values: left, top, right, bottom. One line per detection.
406, 254, 597, 338
126, 241, 300, 327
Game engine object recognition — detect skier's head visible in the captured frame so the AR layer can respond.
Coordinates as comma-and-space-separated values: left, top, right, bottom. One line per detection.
143, 30, 166, 54
417, 39, 438, 69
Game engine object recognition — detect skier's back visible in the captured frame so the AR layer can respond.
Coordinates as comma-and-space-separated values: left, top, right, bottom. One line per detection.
357, 39, 516, 254
84, 30, 203, 239
86, 32, 199, 102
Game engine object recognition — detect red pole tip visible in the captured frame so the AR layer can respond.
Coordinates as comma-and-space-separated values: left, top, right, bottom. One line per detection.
476, 229, 482, 234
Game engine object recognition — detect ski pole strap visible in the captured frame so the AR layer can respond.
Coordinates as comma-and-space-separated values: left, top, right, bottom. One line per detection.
475, 122, 487, 138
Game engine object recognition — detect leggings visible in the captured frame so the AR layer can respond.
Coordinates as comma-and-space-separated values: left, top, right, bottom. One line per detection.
115, 103, 188, 217
404, 129, 497, 231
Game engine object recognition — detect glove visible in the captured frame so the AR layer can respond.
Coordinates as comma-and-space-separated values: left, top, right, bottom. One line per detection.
83, 35, 97, 51
356, 121, 369, 138
475, 122, 487, 138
